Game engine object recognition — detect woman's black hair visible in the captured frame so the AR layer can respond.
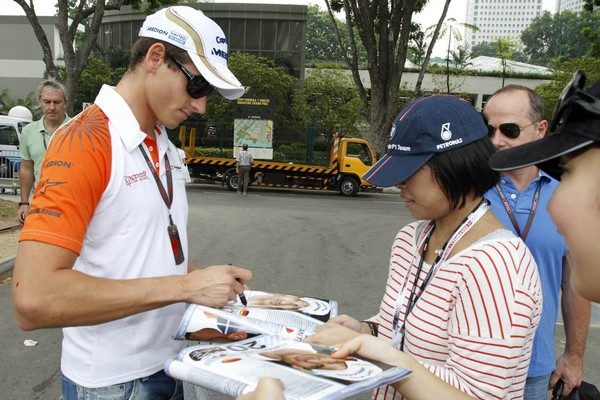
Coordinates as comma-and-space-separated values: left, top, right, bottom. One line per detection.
427, 137, 499, 209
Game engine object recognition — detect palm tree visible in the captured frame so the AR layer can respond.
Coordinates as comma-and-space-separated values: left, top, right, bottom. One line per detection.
492, 37, 516, 88
427, 18, 479, 93
449, 45, 473, 69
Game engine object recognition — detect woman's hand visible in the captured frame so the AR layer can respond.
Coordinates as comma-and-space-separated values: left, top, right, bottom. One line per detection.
237, 377, 285, 400
305, 321, 363, 347
327, 314, 363, 331
332, 334, 404, 367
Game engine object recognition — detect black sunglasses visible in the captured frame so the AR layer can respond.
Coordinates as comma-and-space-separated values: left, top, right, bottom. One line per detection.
172, 58, 214, 99
550, 70, 600, 131
486, 121, 535, 139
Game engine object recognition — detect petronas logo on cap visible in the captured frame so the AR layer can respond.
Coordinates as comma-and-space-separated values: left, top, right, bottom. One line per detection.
441, 123, 452, 141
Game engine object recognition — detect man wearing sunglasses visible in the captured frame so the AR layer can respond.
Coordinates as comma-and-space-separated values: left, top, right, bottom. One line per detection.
13, 6, 254, 400
483, 86, 591, 400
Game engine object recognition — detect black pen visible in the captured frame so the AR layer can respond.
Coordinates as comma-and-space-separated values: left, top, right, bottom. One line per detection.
238, 291, 248, 306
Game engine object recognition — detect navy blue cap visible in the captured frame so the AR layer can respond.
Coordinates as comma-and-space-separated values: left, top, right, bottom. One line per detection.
363, 95, 488, 187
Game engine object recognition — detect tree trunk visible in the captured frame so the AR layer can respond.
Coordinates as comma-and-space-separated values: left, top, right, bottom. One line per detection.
414, 0, 452, 95
446, 26, 452, 93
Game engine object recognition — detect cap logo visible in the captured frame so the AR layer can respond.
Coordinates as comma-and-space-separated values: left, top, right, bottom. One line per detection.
388, 143, 411, 151
437, 138, 463, 150
216, 36, 227, 44
211, 48, 228, 60
441, 122, 452, 141
168, 31, 188, 46
146, 26, 168, 36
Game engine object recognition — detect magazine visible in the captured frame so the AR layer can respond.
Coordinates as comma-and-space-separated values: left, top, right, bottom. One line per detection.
174, 290, 338, 342
164, 335, 412, 400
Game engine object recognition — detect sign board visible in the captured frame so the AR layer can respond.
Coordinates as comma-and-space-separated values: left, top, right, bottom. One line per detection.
233, 95, 275, 160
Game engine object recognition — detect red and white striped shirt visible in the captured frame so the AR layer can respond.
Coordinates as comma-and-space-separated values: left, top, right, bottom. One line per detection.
374, 221, 542, 400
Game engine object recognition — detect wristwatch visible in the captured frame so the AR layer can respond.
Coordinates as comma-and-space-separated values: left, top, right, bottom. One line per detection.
18, 202, 30, 206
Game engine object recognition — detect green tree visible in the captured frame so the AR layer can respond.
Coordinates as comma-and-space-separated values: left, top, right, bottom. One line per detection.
13, 0, 182, 115
536, 57, 600, 121
292, 66, 364, 139
204, 52, 296, 139
408, 28, 427, 68
73, 57, 125, 114
449, 45, 472, 69
306, 4, 367, 65
492, 37, 517, 88
428, 17, 478, 93
0, 90, 40, 119
471, 41, 496, 57
323, 0, 427, 152
521, 10, 600, 66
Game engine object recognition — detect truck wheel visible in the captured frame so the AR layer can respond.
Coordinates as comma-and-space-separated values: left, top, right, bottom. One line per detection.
226, 173, 239, 191
338, 176, 359, 197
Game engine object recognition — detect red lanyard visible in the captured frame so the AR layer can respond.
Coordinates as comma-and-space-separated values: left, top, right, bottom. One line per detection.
138, 143, 184, 265
495, 180, 541, 241
138, 144, 172, 208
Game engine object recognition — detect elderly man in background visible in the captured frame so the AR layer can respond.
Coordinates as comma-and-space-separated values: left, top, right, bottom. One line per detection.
16, 78, 69, 224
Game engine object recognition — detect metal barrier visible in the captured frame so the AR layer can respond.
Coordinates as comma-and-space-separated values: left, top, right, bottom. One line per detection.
0, 150, 21, 195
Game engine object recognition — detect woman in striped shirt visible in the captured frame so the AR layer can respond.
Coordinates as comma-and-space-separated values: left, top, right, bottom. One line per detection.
308, 95, 542, 400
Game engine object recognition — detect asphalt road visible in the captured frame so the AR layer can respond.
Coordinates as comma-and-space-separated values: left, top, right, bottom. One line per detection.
0, 184, 598, 399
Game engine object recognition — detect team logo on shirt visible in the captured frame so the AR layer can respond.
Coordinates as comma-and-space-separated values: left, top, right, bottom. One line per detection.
124, 171, 150, 187
34, 178, 66, 197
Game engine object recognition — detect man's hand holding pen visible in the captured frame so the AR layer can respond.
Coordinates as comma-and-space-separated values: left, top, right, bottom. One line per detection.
182, 264, 252, 308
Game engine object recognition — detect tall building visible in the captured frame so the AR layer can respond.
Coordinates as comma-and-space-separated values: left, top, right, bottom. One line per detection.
555, 0, 585, 12
465, 0, 543, 48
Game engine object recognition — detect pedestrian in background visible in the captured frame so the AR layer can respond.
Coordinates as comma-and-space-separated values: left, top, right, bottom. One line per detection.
236, 143, 253, 195
483, 85, 590, 399
16, 78, 69, 225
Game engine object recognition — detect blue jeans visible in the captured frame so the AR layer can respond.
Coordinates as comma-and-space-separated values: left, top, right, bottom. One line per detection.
61, 370, 183, 400
524, 374, 552, 400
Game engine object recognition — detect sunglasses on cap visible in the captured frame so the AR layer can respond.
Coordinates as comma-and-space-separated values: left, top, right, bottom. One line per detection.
550, 70, 600, 131
172, 58, 214, 99
486, 121, 535, 139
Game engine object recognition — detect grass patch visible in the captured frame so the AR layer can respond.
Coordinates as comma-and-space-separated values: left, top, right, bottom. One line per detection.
0, 199, 16, 222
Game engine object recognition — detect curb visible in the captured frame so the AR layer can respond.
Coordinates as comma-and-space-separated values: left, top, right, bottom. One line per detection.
0, 254, 16, 276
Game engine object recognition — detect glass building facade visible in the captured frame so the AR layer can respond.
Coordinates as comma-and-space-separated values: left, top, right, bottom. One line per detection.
98, 3, 307, 78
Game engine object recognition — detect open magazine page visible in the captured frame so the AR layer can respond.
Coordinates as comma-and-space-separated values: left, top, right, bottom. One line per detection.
174, 290, 338, 342
164, 335, 411, 400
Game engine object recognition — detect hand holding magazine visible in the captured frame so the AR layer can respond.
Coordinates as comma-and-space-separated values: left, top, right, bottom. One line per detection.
164, 335, 411, 400
175, 290, 338, 342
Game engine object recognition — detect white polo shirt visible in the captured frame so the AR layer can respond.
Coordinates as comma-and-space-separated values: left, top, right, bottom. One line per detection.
21, 85, 189, 387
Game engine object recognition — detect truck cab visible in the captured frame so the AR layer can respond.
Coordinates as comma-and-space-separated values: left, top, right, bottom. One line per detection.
334, 137, 378, 196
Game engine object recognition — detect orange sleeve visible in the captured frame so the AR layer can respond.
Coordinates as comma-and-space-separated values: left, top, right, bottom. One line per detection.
19, 105, 112, 254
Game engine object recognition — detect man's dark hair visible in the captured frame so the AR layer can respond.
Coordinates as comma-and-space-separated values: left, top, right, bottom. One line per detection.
488, 84, 545, 123
427, 138, 499, 209
242, 144, 248, 150
128, 37, 192, 71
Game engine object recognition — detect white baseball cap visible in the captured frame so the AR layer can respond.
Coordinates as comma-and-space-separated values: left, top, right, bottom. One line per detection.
139, 6, 244, 100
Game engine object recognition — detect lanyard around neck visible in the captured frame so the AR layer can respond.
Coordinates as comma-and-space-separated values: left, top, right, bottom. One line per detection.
495, 180, 541, 241
138, 144, 173, 209
396, 198, 490, 350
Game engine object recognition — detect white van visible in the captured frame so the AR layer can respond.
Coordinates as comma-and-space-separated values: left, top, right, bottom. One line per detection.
0, 114, 29, 193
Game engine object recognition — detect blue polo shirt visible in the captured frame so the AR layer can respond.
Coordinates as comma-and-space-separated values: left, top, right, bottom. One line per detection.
485, 171, 567, 378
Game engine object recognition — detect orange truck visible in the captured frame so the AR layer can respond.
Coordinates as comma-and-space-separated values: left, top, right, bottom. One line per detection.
180, 129, 378, 196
